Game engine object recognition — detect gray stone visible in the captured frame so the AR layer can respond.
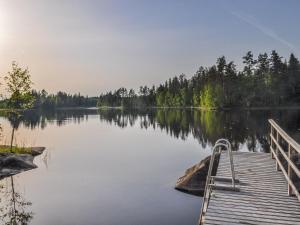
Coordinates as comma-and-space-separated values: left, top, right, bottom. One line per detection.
0, 147, 46, 179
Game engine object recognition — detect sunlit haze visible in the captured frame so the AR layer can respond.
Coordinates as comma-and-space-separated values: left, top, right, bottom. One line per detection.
0, 0, 299, 96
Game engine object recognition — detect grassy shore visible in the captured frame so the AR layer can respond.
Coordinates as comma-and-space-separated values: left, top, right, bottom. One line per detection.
0, 146, 33, 154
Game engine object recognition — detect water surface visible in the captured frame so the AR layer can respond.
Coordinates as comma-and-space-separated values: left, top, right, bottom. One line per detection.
0, 108, 299, 225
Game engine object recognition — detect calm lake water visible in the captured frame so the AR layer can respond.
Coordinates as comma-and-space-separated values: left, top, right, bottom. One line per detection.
0, 108, 300, 225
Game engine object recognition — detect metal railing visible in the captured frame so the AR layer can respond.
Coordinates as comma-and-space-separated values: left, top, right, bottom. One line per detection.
199, 139, 236, 225
215, 139, 235, 187
269, 119, 300, 201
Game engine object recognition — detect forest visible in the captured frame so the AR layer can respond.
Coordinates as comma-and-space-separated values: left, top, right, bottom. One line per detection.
0, 90, 97, 109
1, 50, 299, 110
97, 51, 300, 109
31, 90, 98, 108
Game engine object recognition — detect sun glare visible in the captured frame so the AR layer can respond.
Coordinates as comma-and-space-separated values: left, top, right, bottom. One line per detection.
0, 6, 9, 46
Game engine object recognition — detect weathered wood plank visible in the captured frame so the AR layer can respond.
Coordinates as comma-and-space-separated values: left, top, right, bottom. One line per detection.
207, 208, 300, 221
213, 192, 300, 204
205, 213, 300, 225
208, 206, 300, 219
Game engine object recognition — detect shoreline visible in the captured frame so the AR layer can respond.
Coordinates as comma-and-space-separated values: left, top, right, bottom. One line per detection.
97, 105, 300, 111
0, 105, 300, 111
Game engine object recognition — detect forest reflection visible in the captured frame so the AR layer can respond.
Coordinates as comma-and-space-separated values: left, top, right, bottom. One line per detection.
98, 108, 271, 151
2, 108, 300, 152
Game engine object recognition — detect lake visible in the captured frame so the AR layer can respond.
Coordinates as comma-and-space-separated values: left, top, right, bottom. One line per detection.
0, 108, 300, 225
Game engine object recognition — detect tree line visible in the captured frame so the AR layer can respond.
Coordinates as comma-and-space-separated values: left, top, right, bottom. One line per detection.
97, 86, 156, 108
98, 51, 300, 109
31, 90, 97, 109
0, 90, 97, 109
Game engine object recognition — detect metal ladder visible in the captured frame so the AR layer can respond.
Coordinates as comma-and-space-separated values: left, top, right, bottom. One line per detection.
199, 139, 238, 225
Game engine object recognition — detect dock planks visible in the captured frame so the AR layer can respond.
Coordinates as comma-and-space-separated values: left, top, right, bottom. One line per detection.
201, 151, 300, 225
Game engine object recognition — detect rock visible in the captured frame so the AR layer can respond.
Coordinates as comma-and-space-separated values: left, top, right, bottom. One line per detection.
0, 146, 46, 179
0, 153, 36, 169
31, 147, 46, 156
175, 153, 220, 196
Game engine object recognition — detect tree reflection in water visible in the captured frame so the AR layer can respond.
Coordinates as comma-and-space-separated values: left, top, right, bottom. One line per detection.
0, 176, 33, 225
98, 108, 300, 151
1, 108, 300, 152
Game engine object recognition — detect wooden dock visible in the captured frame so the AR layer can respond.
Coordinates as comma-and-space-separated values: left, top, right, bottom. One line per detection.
199, 120, 300, 225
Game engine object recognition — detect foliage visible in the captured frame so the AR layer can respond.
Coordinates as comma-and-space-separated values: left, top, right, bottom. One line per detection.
31, 90, 97, 109
4, 62, 35, 110
2, 51, 300, 110
98, 86, 156, 108
3, 62, 36, 152
200, 84, 223, 109
97, 51, 300, 109
1, 64, 97, 110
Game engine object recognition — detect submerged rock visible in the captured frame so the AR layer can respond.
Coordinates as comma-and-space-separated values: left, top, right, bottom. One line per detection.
175, 153, 220, 196
0, 147, 46, 179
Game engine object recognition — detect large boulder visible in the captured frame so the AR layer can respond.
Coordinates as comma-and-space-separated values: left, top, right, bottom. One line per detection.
0, 147, 45, 179
175, 153, 220, 196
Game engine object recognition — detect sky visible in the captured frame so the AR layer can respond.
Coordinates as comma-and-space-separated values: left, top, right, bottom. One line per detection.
0, 0, 299, 96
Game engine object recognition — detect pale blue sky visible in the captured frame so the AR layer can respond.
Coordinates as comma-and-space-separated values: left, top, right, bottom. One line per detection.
0, 0, 299, 96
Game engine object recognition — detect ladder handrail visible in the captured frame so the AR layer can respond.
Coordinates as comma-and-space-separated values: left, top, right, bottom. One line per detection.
199, 139, 236, 225
215, 139, 235, 187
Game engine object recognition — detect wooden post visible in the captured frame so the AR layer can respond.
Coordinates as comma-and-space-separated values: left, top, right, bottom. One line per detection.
276, 131, 280, 171
271, 126, 274, 159
288, 144, 292, 196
